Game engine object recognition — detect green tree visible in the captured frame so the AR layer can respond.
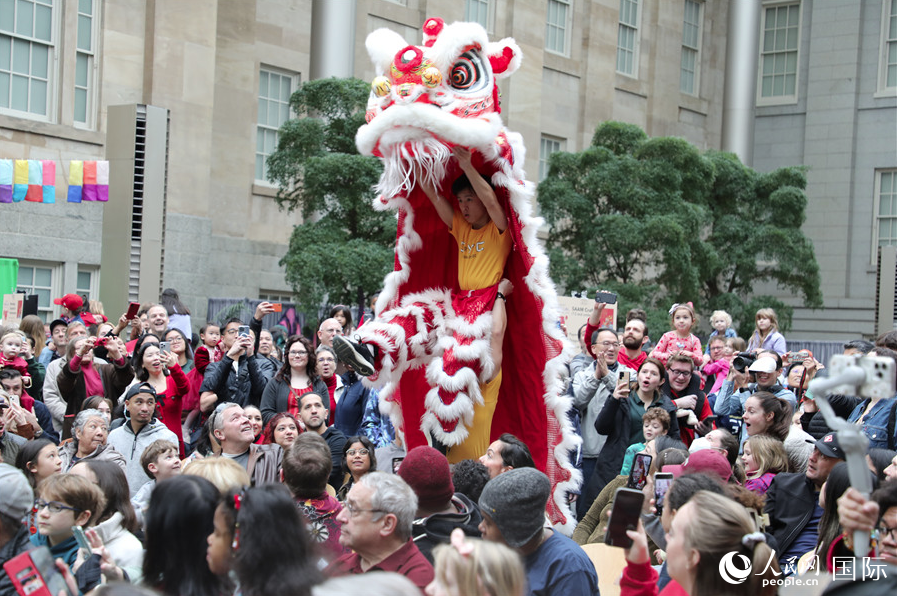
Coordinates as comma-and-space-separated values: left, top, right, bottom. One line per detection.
265, 78, 395, 321
538, 121, 822, 334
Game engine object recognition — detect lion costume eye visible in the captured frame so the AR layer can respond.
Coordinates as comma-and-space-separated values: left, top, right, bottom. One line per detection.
449, 50, 487, 93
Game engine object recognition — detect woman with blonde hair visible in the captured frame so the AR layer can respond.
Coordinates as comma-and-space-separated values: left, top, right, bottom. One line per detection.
426, 528, 526, 596
746, 308, 786, 355
621, 491, 779, 596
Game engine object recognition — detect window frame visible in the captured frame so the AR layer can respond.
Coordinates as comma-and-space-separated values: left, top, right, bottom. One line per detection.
679, 0, 703, 96
616, 0, 641, 78
465, 0, 494, 33
0, 0, 58, 121
15, 259, 61, 322
73, 0, 98, 128
757, 1, 802, 106
545, 0, 572, 57
539, 135, 566, 182
873, 169, 897, 263
877, 0, 897, 95
256, 65, 300, 186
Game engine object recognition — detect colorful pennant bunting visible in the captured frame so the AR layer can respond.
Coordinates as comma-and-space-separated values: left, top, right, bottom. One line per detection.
0, 159, 56, 203
68, 160, 109, 202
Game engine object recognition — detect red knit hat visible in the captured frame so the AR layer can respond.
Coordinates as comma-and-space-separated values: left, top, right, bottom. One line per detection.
397, 446, 455, 510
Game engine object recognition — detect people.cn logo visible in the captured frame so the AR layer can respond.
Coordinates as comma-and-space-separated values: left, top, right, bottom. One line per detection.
719, 551, 753, 584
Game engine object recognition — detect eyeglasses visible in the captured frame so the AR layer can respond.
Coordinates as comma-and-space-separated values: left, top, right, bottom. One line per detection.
595, 341, 621, 348
34, 499, 82, 514
288, 350, 308, 357
343, 500, 384, 517
346, 448, 370, 456
668, 369, 692, 377
709, 346, 725, 352
877, 524, 897, 540
224, 328, 240, 336
317, 357, 336, 363
167, 336, 183, 343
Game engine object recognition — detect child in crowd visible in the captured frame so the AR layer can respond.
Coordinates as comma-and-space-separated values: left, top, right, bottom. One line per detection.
746, 307, 787, 355
650, 303, 703, 367
0, 331, 31, 385
428, 528, 526, 596
725, 336, 746, 358
701, 336, 731, 396
194, 323, 223, 374
741, 434, 789, 495
620, 408, 670, 476
131, 439, 181, 526
31, 473, 105, 568
703, 310, 736, 359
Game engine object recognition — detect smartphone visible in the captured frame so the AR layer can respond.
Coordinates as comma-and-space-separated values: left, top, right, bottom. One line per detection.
702, 415, 718, 424
3, 546, 74, 596
271, 303, 282, 312
595, 290, 618, 304
604, 487, 645, 548
126, 302, 140, 319
71, 525, 91, 557
238, 325, 250, 337
392, 457, 404, 474
159, 341, 171, 354
627, 453, 653, 490
654, 472, 674, 516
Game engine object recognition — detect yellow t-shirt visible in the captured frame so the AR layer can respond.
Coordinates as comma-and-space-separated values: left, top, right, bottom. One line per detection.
450, 210, 513, 291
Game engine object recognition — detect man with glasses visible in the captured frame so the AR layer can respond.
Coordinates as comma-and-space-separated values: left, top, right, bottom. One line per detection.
107, 383, 178, 495
571, 327, 633, 519
662, 354, 713, 447
326, 472, 434, 590
210, 402, 282, 485
296, 393, 346, 489
200, 317, 274, 414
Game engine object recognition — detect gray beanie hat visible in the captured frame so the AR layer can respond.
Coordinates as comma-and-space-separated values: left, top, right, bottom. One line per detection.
478, 467, 550, 548
0, 463, 33, 520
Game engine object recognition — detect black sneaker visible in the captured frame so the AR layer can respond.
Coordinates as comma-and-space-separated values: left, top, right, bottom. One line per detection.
333, 335, 378, 377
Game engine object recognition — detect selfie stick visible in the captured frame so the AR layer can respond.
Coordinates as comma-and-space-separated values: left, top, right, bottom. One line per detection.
807, 355, 892, 559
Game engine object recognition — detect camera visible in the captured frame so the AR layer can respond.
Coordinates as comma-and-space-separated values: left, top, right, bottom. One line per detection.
94, 336, 108, 347
732, 352, 756, 373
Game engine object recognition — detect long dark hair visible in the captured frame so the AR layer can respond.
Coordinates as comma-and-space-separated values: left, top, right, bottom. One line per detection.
132, 341, 168, 382
160, 288, 191, 316
78, 460, 139, 534
816, 462, 878, 570
329, 305, 353, 332
275, 335, 317, 383
262, 412, 301, 445
221, 485, 321, 596
341, 435, 377, 477
749, 391, 792, 442
14, 437, 57, 488
144, 476, 225, 596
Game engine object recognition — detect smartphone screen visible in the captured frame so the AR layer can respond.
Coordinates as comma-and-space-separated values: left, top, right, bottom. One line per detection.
627, 453, 653, 490
654, 472, 674, 516
392, 457, 404, 474
604, 487, 645, 548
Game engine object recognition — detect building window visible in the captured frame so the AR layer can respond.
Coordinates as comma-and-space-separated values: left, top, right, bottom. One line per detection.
877, 170, 897, 251
16, 261, 57, 322
880, 0, 897, 90
539, 136, 565, 182
465, 0, 492, 31
680, 0, 702, 95
0, 0, 54, 118
74, 0, 95, 125
256, 67, 298, 184
258, 291, 294, 304
76, 268, 97, 302
617, 0, 640, 76
759, 2, 800, 101
545, 0, 570, 55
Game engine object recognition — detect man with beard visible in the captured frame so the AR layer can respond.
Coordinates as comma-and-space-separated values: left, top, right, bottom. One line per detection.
297, 392, 347, 489
618, 314, 648, 370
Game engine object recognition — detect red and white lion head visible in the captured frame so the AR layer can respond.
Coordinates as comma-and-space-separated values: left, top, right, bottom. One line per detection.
356, 17, 521, 199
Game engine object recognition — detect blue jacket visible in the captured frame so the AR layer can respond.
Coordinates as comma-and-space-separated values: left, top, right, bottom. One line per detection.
333, 371, 369, 438
847, 396, 897, 450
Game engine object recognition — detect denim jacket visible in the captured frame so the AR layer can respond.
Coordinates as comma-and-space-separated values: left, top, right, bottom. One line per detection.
847, 396, 897, 450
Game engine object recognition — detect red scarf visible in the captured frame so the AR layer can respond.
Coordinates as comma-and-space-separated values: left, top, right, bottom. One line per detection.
324, 375, 337, 424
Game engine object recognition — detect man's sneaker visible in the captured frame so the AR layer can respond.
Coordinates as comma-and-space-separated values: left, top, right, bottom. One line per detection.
333, 335, 378, 377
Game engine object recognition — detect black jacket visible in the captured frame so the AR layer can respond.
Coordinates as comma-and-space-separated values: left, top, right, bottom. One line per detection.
200, 354, 275, 408
800, 393, 864, 440
259, 375, 329, 426
764, 472, 819, 557
411, 493, 483, 563
584, 391, 679, 507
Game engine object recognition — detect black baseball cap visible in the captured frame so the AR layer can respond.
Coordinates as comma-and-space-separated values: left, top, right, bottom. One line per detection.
815, 432, 845, 459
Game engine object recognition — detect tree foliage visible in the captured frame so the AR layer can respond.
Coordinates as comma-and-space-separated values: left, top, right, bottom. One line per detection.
265, 78, 395, 321
538, 121, 822, 335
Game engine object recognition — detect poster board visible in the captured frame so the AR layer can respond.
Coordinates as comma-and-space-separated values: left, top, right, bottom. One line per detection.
2, 293, 24, 326
556, 295, 618, 346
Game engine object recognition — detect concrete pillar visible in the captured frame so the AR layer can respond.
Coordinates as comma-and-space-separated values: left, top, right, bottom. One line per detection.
721, 0, 760, 166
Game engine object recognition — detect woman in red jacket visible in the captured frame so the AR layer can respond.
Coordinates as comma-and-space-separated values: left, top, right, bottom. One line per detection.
132, 341, 189, 455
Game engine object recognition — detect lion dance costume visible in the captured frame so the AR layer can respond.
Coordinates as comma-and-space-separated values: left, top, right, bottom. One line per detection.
354, 17, 579, 529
